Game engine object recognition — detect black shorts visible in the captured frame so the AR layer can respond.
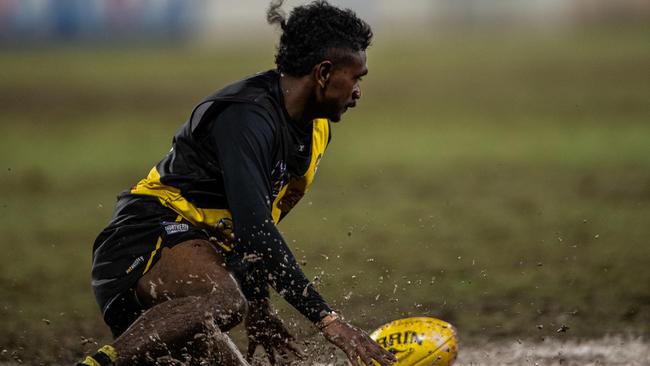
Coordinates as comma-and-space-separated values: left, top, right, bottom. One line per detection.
91, 194, 211, 337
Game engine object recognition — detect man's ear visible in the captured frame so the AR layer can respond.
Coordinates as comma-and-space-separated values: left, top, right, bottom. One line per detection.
314, 61, 333, 88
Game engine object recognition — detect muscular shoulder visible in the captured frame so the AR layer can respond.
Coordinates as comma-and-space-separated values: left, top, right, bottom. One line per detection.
213, 102, 276, 137
204, 102, 280, 163
205, 70, 281, 111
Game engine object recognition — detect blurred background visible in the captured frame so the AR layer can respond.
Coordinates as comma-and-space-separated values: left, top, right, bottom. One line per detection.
1, 0, 649, 364
2, 0, 650, 42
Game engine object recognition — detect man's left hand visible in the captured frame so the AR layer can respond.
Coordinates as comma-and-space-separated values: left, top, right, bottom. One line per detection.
245, 299, 306, 364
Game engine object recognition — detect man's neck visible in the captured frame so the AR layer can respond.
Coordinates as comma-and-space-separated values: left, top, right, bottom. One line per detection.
279, 73, 316, 124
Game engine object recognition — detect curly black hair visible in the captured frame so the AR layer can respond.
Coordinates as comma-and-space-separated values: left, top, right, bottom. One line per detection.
267, 0, 372, 76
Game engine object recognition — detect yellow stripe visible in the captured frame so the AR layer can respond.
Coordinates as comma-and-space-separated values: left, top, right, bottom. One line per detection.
130, 167, 232, 229
271, 183, 290, 223
81, 356, 101, 366
131, 118, 328, 228
142, 215, 182, 274
271, 118, 329, 222
142, 236, 163, 274
98, 345, 118, 362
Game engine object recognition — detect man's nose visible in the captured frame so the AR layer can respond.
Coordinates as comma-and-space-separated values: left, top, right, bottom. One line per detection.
352, 85, 361, 100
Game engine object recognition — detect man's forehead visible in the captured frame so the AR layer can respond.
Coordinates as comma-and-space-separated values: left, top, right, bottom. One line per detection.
334, 49, 367, 73
348, 49, 366, 65
352, 52, 368, 75
357, 51, 368, 74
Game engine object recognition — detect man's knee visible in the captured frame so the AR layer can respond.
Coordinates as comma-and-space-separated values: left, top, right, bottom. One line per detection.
208, 277, 247, 330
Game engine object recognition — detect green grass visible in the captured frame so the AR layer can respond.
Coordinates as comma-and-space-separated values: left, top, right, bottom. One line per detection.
1, 27, 649, 364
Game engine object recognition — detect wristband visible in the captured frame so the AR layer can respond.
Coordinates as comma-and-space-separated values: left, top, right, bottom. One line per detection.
317, 311, 341, 330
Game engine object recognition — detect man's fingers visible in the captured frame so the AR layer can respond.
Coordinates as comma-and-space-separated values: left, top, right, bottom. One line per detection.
356, 338, 397, 366
358, 334, 395, 365
370, 351, 395, 366
246, 341, 258, 361
379, 347, 398, 363
346, 350, 361, 366
358, 351, 375, 366
367, 343, 396, 365
263, 343, 278, 365
322, 319, 397, 366
271, 341, 306, 364
284, 340, 306, 359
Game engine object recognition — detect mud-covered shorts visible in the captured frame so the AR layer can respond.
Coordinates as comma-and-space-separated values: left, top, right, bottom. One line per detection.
91, 194, 213, 337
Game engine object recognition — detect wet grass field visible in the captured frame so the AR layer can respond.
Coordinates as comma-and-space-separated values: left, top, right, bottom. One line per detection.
1, 26, 649, 364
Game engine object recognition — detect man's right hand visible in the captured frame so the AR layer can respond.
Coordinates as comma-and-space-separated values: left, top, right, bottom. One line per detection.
321, 317, 397, 366
245, 299, 305, 364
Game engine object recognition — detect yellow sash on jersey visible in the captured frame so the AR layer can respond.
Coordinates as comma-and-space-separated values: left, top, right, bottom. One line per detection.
271, 118, 329, 222
130, 118, 329, 238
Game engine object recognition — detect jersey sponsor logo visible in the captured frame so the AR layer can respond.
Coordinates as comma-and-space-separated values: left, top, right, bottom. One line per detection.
126, 256, 145, 274
161, 221, 189, 235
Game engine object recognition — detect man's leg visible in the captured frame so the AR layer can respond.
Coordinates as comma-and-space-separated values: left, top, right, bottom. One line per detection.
112, 239, 249, 365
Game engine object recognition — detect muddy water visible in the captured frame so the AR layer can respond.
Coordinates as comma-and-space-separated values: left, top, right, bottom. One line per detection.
248, 335, 649, 366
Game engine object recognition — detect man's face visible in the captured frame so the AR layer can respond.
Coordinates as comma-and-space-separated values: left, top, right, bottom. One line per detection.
319, 50, 368, 122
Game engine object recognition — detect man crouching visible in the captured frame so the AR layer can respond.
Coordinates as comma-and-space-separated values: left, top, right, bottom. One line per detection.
78, 1, 396, 365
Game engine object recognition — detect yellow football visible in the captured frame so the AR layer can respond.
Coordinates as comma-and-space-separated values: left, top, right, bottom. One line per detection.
369, 317, 458, 366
